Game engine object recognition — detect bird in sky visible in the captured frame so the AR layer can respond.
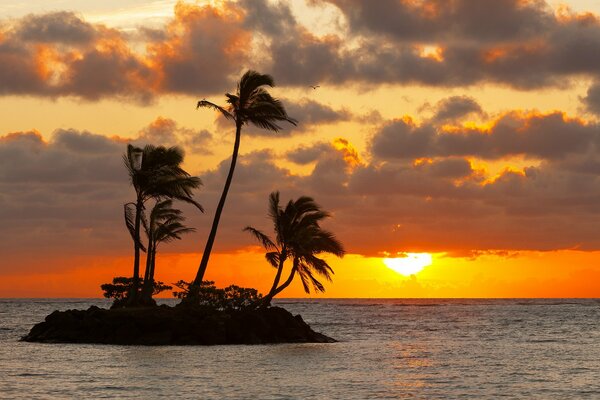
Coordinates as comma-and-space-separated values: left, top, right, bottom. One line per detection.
310, 85, 320, 89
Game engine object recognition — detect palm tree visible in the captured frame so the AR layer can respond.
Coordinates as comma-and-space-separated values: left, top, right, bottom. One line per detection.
123, 144, 203, 305
140, 199, 195, 302
188, 70, 296, 300
244, 192, 345, 306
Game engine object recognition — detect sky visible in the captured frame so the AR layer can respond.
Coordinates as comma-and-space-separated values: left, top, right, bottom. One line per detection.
1, 0, 600, 298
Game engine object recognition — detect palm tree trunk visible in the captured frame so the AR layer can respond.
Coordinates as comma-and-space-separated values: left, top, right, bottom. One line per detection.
261, 260, 297, 307
187, 121, 242, 301
129, 197, 143, 305
141, 240, 154, 302
268, 249, 286, 296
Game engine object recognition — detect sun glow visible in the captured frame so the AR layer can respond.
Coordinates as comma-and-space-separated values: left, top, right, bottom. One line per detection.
383, 253, 433, 276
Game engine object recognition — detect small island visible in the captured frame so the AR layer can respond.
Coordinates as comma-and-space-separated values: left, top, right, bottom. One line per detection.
21, 305, 334, 345
23, 71, 343, 346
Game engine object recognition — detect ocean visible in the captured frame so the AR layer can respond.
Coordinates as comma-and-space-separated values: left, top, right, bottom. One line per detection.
0, 298, 599, 399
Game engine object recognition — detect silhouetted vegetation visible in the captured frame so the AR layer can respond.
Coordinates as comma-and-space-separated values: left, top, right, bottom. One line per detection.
26, 71, 341, 345
245, 192, 345, 306
101, 277, 172, 307
173, 280, 262, 311
140, 200, 195, 302
188, 70, 296, 302
123, 144, 202, 306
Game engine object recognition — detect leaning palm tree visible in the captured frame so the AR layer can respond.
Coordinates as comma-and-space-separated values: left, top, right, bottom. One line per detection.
188, 71, 296, 300
244, 192, 345, 306
123, 144, 203, 305
140, 199, 195, 302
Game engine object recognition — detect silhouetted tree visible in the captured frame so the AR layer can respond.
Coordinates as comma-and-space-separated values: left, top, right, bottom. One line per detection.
244, 192, 345, 306
123, 144, 202, 306
101, 277, 172, 308
140, 199, 195, 302
172, 280, 262, 310
188, 70, 296, 302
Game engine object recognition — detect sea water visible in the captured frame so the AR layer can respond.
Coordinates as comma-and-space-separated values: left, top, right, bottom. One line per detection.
0, 298, 599, 399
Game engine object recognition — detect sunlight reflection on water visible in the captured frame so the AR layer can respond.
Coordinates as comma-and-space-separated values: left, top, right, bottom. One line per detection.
0, 298, 599, 399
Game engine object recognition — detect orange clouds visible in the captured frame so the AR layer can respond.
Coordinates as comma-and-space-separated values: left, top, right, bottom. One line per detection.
148, 1, 251, 94
0, 2, 253, 101
1, 0, 600, 100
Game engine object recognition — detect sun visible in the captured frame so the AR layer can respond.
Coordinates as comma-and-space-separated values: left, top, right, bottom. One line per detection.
383, 253, 433, 276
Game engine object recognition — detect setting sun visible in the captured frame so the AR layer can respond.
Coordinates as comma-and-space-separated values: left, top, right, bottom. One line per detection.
383, 253, 433, 276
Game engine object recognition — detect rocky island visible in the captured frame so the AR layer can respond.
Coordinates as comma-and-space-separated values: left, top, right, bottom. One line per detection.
22, 305, 335, 345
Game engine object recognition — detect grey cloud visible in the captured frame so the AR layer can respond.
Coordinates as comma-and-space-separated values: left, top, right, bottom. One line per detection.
286, 142, 331, 164
240, 0, 296, 36
423, 158, 474, 179
134, 117, 214, 154
0, 124, 212, 264
431, 96, 484, 123
582, 81, 600, 116
321, 0, 553, 43
14, 11, 96, 44
214, 98, 348, 137
371, 112, 599, 161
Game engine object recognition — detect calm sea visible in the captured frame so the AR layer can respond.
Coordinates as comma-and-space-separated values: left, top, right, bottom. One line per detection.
0, 298, 599, 399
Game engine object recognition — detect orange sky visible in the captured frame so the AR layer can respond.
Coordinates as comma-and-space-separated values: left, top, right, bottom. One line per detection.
0, 0, 599, 298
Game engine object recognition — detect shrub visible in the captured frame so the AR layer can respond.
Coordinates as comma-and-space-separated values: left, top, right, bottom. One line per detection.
173, 280, 262, 310
101, 277, 172, 300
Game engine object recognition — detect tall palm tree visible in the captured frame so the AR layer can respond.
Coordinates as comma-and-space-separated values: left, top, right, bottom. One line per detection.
140, 199, 195, 302
123, 144, 202, 305
189, 70, 296, 300
244, 192, 345, 306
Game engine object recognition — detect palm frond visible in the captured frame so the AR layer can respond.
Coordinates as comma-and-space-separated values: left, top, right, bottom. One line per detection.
124, 202, 146, 252
197, 99, 234, 121
265, 251, 280, 268
243, 226, 277, 250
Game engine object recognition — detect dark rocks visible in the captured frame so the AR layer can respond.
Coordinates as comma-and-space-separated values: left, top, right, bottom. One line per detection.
21, 306, 336, 345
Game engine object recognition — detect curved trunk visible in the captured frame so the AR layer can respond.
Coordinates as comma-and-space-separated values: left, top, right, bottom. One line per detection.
186, 121, 242, 301
261, 259, 297, 307
141, 239, 154, 302
128, 197, 143, 305
268, 248, 286, 295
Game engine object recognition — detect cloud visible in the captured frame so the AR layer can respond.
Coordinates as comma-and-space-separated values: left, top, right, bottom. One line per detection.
148, 2, 251, 95
0, 119, 216, 269
4, 108, 600, 269
371, 111, 598, 161
13, 11, 97, 44
431, 96, 484, 123
213, 97, 348, 136
135, 117, 214, 154
582, 80, 600, 116
0, 129, 131, 264
0, 2, 251, 102
2, 1, 600, 102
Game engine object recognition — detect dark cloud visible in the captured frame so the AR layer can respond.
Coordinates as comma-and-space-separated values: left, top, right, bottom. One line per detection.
321, 0, 553, 43
0, 129, 130, 261
371, 112, 599, 161
431, 96, 484, 123
240, 0, 296, 36
150, 2, 251, 94
4, 109, 600, 267
134, 117, 215, 154
0, 120, 216, 266
582, 80, 600, 116
14, 11, 96, 44
2, 1, 600, 101
286, 142, 332, 164
0, 2, 250, 102
285, 98, 352, 126
213, 98, 348, 137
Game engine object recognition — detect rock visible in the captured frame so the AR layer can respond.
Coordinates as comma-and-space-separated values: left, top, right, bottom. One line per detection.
21, 306, 336, 345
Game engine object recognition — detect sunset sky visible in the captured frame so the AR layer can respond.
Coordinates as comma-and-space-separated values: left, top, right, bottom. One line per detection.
1, 0, 600, 297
